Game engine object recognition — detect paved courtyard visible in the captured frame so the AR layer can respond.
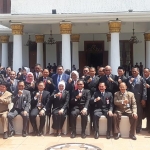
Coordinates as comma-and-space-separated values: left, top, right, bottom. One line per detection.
0, 119, 150, 150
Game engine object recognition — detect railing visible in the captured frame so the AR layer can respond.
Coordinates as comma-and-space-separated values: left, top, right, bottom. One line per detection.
0, 0, 11, 14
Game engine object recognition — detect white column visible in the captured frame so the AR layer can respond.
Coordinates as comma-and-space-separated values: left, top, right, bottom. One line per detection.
0, 35, 9, 68
144, 33, 150, 68
35, 35, 44, 68
71, 34, 80, 70
107, 34, 111, 65
11, 24, 24, 72
60, 23, 72, 70
108, 21, 121, 75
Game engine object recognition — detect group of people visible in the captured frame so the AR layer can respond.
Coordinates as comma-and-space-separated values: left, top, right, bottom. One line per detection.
0, 64, 149, 141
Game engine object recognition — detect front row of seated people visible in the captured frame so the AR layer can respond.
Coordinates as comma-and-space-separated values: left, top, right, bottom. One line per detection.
0, 80, 137, 140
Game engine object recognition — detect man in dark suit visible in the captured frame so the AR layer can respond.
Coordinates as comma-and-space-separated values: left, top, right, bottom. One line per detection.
127, 67, 147, 133
38, 69, 55, 95
30, 82, 50, 136
70, 79, 91, 139
7, 81, 31, 137
116, 66, 127, 91
143, 68, 150, 133
97, 67, 105, 79
18, 68, 27, 81
81, 66, 89, 79
84, 67, 99, 96
52, 65, 70, 90
33, 64, 42, 82
7, 71, 18, 95
99, 66, 118, 95
90, 82, 113, 139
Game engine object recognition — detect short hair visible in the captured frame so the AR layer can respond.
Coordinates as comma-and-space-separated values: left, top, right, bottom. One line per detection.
119, 82, 127, 86
65, 69, 71, 75
118, 66, 125, 71
144, 68, 150, 71
83, 66, 90, 69
35, 64, 41, 67
38, 81, 45, 85
98, 82, 106, 86
6, 67, 11, 70
132, 67, 139, 72
18, 80, 25, 85
0, 82, 8, 88
57, 65, 63, 69
77, 79, 84, 84
89, 67, 96, 71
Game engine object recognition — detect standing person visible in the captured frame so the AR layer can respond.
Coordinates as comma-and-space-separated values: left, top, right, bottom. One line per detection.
52, 65, 70, 90
17, 68, 22, 79
5, 67, 11, 79
7, 71, 18, 95
33, 64, 42, 82
143, 68, 150, 133
30, 82, 50, 136
116, 66, 127, 91
81, 66, 90, 79
70, 80, 91, 139
0, 82, 12, 139
97, 67, 105, 79
127, 67, 147, 133
18, 68, 27, 81
139, 62, 143, 76
48, 81, 69, 136
52, 63, 57, 73
47, 63, 52, 71
38, 69, 55, 95
72, 65, 76, 71
128, 63, 132, 76
99, 66, 118, 96
7, 81, 31, 137
49, 68, 55, 78
90, 82, 113, 139
113, 82, 137, 140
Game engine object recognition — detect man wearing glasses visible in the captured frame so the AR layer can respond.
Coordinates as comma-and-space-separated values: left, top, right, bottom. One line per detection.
127, 67, 147, 133
70, 79, 91, 139
81, 66, 90, 79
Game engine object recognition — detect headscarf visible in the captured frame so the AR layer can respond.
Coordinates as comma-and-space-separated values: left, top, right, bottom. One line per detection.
70, 70, 79, 80
26, 72, 34, 83
58, 81, 65, 90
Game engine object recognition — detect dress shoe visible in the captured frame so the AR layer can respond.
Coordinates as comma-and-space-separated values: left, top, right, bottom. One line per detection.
22, 131, 26, 137
106, 131, 111, 139
70, 131, 76, 138
136, 129, 141, 134
129, 134, 137, 140
3, 132, 8, 139
81, 132, 86, 139
57, 132, 61, 136
9, 130, 15, 137
94, 131, 99, 139
32, 130, 38, 136
38, 131, 43, 136
114, 133, 121, 140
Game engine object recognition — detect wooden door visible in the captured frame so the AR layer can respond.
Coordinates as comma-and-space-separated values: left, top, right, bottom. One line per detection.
103, 51, 108, 66
79, 51, 86, 72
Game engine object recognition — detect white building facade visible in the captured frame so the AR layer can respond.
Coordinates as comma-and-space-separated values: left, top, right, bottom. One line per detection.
0, 0, 150, 74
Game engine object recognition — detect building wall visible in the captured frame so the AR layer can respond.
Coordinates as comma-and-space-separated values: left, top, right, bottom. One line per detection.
11, 0, 150, 14
0, 43, 2, 65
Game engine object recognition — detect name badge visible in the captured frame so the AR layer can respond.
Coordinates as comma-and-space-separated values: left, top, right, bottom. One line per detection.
106, 99, 109, 104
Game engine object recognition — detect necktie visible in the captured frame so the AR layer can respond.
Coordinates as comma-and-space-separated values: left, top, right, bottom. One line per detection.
43, 78, 47, 85
74, 81, 78, 90
58, 75, 61, 84
59, 92, 62, 99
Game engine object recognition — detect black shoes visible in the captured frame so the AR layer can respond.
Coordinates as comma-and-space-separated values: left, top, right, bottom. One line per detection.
70, 131, 76, 138
106, 131, 111, 139
32, 130, 38, 136
114, 133, 121, 140
129, 134, 137, 140
38, 130, 43, 136
136, 129, 141, 134
94, 131, 99, 139
22, 131, 27, 137
3, 132, 8, 139
81, 132, 86, 139
9, 130, 15, 137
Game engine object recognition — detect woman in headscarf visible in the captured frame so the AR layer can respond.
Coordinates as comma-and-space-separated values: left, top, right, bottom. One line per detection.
24, 72, 35, 94
48, 81, 69, 136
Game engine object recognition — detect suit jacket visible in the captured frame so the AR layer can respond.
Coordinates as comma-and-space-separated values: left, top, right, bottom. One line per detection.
145, 77, 150, 101
18, 74, 26, 81
0, 91, 12, 113
48, 90, 69, 113
99, 74, 118, 95
70, 89, 91, 109
31, 90, 50, 112
7, 79, 18, 94
90, 91, 113, 112
127, 75, 147, 101
84, 76, 99, 96
38, 76, 55, 94
116, 75, 127, 91
12, 90, 31, 112
33, 72, 43, 81
52, 73, 70, 90
114, 91, 137, 114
